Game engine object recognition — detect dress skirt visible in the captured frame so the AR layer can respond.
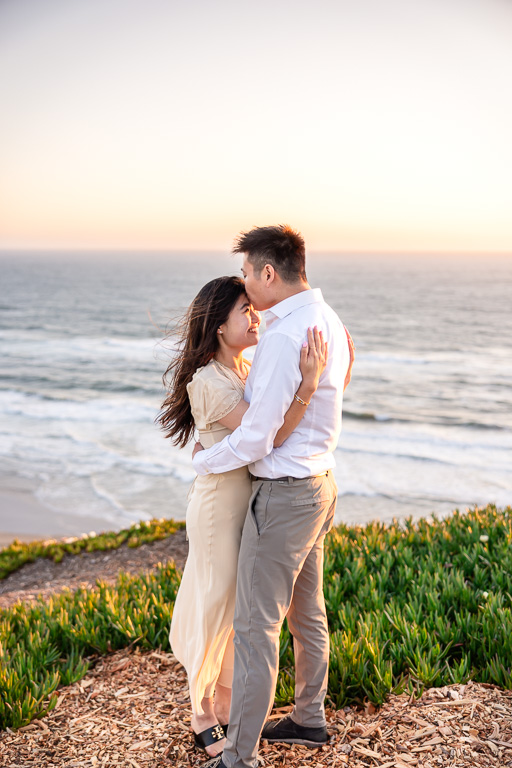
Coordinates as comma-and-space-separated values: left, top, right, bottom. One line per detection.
169, 465, 252, 715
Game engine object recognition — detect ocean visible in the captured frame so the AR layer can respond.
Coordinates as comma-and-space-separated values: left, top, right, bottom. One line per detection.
1, 251, 511, 534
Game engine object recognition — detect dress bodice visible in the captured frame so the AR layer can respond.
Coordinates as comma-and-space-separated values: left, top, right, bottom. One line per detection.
187, 359, 250, 448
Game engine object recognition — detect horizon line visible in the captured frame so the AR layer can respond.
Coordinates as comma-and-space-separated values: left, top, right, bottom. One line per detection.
1, 246, 511, 257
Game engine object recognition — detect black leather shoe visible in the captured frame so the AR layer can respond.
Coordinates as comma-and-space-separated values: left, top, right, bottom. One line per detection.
202, 755, 226, 768
261, 714, 328, 746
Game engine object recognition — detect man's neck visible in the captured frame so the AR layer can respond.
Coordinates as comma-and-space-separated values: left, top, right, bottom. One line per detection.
271, 280, 311, 306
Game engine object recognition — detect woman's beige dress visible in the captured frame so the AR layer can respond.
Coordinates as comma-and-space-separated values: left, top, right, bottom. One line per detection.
169, 359, 252, 716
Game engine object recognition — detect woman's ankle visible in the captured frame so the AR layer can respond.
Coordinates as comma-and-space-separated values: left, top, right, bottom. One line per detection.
191, 696, 216, 732
191, 713, 214, 730
214, 683, 232, 724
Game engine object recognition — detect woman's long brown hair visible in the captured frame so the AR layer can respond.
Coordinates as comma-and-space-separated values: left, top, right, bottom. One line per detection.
157, 276, 247, 447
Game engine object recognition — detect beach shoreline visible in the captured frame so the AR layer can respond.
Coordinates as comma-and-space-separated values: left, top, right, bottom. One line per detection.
0, 478, 115, 549
0, 477, 482, 550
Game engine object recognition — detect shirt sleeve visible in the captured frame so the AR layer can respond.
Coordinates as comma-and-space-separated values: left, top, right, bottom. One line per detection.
192, 331, 302, 474
188, 374, 242, 428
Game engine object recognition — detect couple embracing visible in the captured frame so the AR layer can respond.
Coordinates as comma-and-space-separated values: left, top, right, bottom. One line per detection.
159, 225, 353, 768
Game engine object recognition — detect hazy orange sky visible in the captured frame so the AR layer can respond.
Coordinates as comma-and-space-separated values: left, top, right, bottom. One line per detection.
1, 0, 512, 253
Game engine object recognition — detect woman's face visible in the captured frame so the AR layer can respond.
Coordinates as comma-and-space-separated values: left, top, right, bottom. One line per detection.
219, 294, 261, 351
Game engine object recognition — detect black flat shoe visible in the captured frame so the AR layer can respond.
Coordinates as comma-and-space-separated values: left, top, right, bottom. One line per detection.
193, 723, 226, 753
261, 714, 328, 747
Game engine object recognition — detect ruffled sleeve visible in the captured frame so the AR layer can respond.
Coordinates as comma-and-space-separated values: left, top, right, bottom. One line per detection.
187, 367, 242, 429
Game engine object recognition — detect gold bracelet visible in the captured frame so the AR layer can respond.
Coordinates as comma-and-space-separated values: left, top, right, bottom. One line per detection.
294, 393, 310, 406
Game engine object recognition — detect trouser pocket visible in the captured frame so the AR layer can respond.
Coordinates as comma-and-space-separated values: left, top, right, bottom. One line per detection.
249, 481, 264, 535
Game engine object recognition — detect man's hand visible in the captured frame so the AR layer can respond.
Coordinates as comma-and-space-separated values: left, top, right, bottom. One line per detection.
343, 327, 355, 392
192, 441, 204, 459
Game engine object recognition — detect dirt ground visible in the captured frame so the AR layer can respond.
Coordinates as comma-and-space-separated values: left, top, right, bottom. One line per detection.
0, 531, 188, 609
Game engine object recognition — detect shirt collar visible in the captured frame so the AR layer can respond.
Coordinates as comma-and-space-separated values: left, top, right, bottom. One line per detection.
265, 288, 323, 325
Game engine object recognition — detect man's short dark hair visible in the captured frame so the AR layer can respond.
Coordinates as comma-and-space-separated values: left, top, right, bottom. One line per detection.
233, 224, 307, 283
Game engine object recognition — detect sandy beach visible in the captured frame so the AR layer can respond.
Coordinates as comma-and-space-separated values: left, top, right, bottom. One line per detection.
0, 477, 114, 549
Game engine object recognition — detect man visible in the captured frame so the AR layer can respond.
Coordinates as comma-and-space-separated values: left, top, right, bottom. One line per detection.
193, 224, 352, 768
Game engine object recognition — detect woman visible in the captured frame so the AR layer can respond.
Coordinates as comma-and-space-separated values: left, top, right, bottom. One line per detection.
158, 276, 330, 757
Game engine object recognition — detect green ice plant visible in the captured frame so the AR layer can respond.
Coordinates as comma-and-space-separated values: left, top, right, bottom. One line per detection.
275, 505, 512, 707
2, 504, 512, 730
0, 561, 182, 729
320, 504, 512, 707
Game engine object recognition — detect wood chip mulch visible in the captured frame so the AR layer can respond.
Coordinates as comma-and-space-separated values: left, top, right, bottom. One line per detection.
1, 646, 512, 768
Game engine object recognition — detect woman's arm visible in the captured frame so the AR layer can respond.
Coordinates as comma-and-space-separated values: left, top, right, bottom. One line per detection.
217, 327, 327, 447
216, 398, 249, 431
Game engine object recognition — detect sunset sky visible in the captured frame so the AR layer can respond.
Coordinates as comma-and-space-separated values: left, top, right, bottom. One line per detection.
1, 0, 511, 253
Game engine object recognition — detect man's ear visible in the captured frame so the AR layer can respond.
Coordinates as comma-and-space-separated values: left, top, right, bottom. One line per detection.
263, 264, 276, 285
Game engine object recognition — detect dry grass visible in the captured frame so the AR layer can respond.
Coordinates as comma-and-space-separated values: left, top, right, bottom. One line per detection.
1, 647, 512, 768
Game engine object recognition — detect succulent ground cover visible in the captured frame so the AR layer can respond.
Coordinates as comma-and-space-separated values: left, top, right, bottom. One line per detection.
1, 503, 512, 744
1, 646, 511, 768
278, 503, 512, 709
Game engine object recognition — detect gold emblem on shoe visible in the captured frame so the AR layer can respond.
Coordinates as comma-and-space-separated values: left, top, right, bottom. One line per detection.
211, 725, 224, 740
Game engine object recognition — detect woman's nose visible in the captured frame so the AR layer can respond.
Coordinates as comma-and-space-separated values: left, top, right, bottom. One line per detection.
251, 309, 260, 323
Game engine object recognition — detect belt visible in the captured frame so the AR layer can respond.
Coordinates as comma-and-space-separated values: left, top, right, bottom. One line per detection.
250, 471, 329, 484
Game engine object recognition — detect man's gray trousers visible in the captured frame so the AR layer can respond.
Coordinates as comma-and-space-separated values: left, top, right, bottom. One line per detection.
222, 470, 337, 768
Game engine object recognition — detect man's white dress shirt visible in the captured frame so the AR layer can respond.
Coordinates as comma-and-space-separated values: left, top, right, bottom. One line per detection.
192, 288, 349, 479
